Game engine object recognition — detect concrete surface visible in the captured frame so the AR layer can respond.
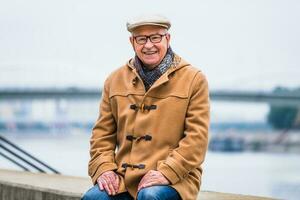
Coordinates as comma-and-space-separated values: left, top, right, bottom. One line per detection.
0, 169, 277, 200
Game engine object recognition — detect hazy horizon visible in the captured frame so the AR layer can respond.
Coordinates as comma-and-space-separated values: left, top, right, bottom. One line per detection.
1, 0, 299, 91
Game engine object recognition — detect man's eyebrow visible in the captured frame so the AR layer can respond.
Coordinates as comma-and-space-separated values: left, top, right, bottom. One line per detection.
132, 31, 168, 37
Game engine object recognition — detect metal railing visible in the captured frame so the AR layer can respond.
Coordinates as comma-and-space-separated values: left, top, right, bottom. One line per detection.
0, 135, 60, 174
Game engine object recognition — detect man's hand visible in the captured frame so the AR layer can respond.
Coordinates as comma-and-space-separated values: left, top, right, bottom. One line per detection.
138, 170, 170, 191
97, 171, 119, 195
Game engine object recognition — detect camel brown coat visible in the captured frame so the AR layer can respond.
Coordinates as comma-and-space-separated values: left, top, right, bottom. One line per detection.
88, 55, 210, 200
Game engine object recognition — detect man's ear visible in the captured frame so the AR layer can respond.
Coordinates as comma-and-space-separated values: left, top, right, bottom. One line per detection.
129, 36, 136, 51
129, 36, 134, 45
166, 33, 171, 48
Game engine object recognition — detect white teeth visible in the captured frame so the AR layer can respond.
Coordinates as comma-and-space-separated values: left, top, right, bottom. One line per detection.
144, 52, 156, 55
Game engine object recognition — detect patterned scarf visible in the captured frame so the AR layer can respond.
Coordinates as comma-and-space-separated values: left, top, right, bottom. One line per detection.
134, 47, 174, 91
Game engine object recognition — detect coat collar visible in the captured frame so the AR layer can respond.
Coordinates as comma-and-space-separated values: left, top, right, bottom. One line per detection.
127, 54, 189, 76
126, 54, 190, 93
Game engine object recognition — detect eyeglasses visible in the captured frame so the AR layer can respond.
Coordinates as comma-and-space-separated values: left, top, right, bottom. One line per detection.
134, 33, 167, 45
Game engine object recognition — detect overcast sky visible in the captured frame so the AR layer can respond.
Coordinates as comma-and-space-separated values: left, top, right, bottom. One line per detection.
0, 0, 299, 91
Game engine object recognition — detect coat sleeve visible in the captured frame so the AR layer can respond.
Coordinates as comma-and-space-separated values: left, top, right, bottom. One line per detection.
88, 77, 118, 184
157, 72, 210, 184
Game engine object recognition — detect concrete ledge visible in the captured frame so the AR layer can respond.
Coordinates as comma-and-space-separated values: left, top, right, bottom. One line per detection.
0, 169, 90, 200
198, 191, 276, 200
0, 181, 79, 200
0, 169, 276, 200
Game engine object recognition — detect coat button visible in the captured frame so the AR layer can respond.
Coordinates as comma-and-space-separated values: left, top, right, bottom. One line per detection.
132, 77, 137, 86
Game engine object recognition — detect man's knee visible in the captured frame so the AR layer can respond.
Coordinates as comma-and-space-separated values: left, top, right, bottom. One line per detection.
137, 187, 160, 200
137, 185, 180, 200
81, 185, 109, 200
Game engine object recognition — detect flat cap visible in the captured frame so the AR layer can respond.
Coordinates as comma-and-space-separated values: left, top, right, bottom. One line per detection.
126, 14, 171, 32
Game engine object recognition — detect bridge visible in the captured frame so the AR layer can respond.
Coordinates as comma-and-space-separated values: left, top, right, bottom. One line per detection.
1, 88, 300, 106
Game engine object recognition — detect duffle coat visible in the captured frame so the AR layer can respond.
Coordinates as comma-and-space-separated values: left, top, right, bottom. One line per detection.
88, 54, 210, 200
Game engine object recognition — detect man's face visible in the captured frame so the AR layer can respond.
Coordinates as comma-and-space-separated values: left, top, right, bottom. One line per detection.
130, 25, 170, 69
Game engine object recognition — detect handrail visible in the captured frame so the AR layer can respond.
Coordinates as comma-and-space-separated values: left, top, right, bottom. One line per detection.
0, 144, 46, 173
0, 151, 30, 171
0, 135, 60, 174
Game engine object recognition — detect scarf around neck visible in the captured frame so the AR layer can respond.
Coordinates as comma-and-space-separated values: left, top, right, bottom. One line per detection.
134, 47, 174, 91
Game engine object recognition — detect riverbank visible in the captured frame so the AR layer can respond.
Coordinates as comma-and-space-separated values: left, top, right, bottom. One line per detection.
1, 132, 300, 199
0, 169, 276, 200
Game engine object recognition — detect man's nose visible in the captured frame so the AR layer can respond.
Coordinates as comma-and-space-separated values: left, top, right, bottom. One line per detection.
144, 38, 154, 48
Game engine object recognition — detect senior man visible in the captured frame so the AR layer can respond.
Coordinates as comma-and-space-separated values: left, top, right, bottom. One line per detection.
82, 15, 210, 200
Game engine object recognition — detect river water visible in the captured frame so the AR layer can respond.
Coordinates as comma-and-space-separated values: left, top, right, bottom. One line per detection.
0, 132, 299, 200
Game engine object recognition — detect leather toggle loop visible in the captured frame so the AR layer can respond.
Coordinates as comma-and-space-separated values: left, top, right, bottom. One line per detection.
144, 105, 157, 110
126, 134, 152, 141
126, 135, 136, 141
130, 104, 138, 110
121, 163, 146, 170
137, 135, 152, 141
129, 104, 157, 111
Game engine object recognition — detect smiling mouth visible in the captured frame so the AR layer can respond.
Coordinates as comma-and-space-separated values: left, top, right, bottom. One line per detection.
143, 51, 157, 55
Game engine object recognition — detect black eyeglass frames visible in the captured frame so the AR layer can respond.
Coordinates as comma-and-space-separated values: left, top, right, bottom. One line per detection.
133, 33, 167, 45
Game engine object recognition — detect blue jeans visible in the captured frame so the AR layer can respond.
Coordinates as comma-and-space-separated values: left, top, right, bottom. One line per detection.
82, 184, 181, 200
